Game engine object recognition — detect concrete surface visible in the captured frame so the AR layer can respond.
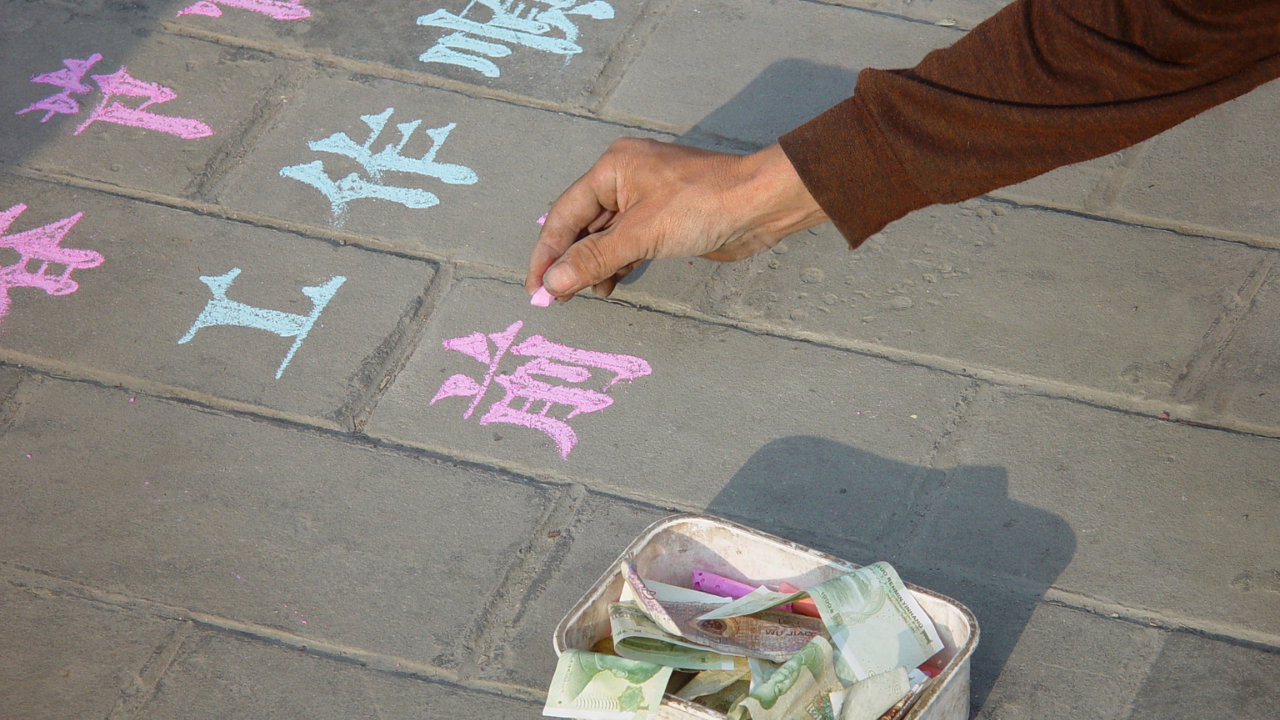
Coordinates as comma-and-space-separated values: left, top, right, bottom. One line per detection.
1, 1, 1277, 719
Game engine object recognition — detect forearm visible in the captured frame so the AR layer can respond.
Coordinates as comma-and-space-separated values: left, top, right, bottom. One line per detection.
780, 0, 1280, 247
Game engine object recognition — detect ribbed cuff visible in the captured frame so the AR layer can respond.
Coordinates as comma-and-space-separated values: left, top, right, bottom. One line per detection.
778, 71, 934, 249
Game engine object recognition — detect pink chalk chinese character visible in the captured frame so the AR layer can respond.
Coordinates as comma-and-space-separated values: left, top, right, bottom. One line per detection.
15, 53, 103, 122
430, 320, 651, 458
176, 0, 310, 20
74, 66, 213, 139
0, 204, 104, 323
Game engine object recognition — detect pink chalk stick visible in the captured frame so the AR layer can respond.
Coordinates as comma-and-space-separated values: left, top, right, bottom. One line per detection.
530, 286, 553, 307
536, 213, 547, 226
692, 570, 793, 612
777, 582, 820, 618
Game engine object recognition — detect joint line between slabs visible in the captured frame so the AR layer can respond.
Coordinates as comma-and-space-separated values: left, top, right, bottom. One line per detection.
9, 174, 1280, 440
1043, 587, 1280, 656
593, 290, 1280, 441
460, 483, 587, 680
9, 165, 453, 265
796, 0, 975, 31
988, 191, 1280, 252
1172, 254, 1276, 404
582, 0, 686, 114
0, 349, 347, 435
343, 264, 457, 433
0, 561, 547, 705
159, 21, 686, 137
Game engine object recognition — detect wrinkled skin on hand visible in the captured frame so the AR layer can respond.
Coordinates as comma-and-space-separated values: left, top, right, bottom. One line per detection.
526, 138, 830, 301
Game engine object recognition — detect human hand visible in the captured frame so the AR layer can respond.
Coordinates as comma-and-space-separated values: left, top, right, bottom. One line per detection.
526, 139, 829, 300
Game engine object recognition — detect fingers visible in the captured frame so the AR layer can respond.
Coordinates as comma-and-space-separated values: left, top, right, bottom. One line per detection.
526, 173, 616, 295
542, 222, 651, 297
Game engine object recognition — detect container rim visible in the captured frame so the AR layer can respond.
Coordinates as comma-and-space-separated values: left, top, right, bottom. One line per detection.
552, 513, 980, 720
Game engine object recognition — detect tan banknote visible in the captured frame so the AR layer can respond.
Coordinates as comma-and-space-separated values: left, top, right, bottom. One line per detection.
664, 601, 826, 662
543, 650, 673, 720
610, 602, 744, 671
620, 558, 824, 662
620, 558, 687, 638
727, 637, 843, 720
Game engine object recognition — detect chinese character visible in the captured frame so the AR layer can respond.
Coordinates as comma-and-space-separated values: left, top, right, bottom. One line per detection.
431, 320, 651, 458
178, 267, 346, 379
15, 53, 103, 122
15, 54, 213, 140
176, 0, 310, 20
279, 107, 477, 221
418, 0, 615, 78
0, 203, 104, 323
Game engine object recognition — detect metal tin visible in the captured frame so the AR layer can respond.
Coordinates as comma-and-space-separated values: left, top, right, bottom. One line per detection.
553, 514, 979, 720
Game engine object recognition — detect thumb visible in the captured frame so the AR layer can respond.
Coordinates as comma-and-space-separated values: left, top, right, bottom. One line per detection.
542, 229, 645, 297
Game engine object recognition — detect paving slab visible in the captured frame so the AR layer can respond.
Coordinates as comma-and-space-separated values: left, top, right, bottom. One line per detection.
0, 4, 289, 197
1118, 81, 1280, 242
0, 378, 551, 667
1192, 269, 1280, 428
909, 388, 1280, 638
1126, 632, 1280, 720
366, 276, 971, 511
606, 0, 958, 145
139, 629, 543, 720
998, 153, 1121, 211
213, 70, 694, 279
478, 493, 673, 689
0, 581, 177, 720
0, 176, 432, 421
970, 603, 1159, 720
169, 0, 648, 106
723, 201, 1262, 406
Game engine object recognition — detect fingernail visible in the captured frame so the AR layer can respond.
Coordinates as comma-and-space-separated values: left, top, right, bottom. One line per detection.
544, 263, 575, 294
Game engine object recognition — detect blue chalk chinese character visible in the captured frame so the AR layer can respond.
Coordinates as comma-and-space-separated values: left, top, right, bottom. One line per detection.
279, 107, 477, 221
178, 267, 345, 379
419, 0, 614, 78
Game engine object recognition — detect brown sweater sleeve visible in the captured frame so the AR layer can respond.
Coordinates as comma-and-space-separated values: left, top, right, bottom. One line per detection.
779, 0, 1280, 248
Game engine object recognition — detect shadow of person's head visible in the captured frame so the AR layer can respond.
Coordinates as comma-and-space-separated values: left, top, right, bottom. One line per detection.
706, 436, 1076, 712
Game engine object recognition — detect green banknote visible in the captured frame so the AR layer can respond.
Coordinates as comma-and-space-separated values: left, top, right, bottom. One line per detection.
543, 650, 674, 720
804, 563, 943, 681
697, 563, 944, 681
829, 667, 910, 720
610, 602, 744, 671
727, 637, 843, 720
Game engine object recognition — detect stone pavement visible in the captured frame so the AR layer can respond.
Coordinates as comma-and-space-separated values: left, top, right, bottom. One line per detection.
1, 0, 1277, 718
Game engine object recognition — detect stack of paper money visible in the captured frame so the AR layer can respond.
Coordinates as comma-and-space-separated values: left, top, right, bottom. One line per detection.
543, 560, 945, 720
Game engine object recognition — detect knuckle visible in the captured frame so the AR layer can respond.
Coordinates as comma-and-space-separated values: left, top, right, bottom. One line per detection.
572, 238, 613, 281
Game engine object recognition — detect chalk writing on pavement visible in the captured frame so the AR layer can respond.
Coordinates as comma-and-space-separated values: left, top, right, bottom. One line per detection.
178, 267, 346, 379
279, 107, 477, 223
431, 320, 651, 458
16, 54, 213, 139
177, 0, 310, 20
419, 0, 614, 78
0, 203, 104, 324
